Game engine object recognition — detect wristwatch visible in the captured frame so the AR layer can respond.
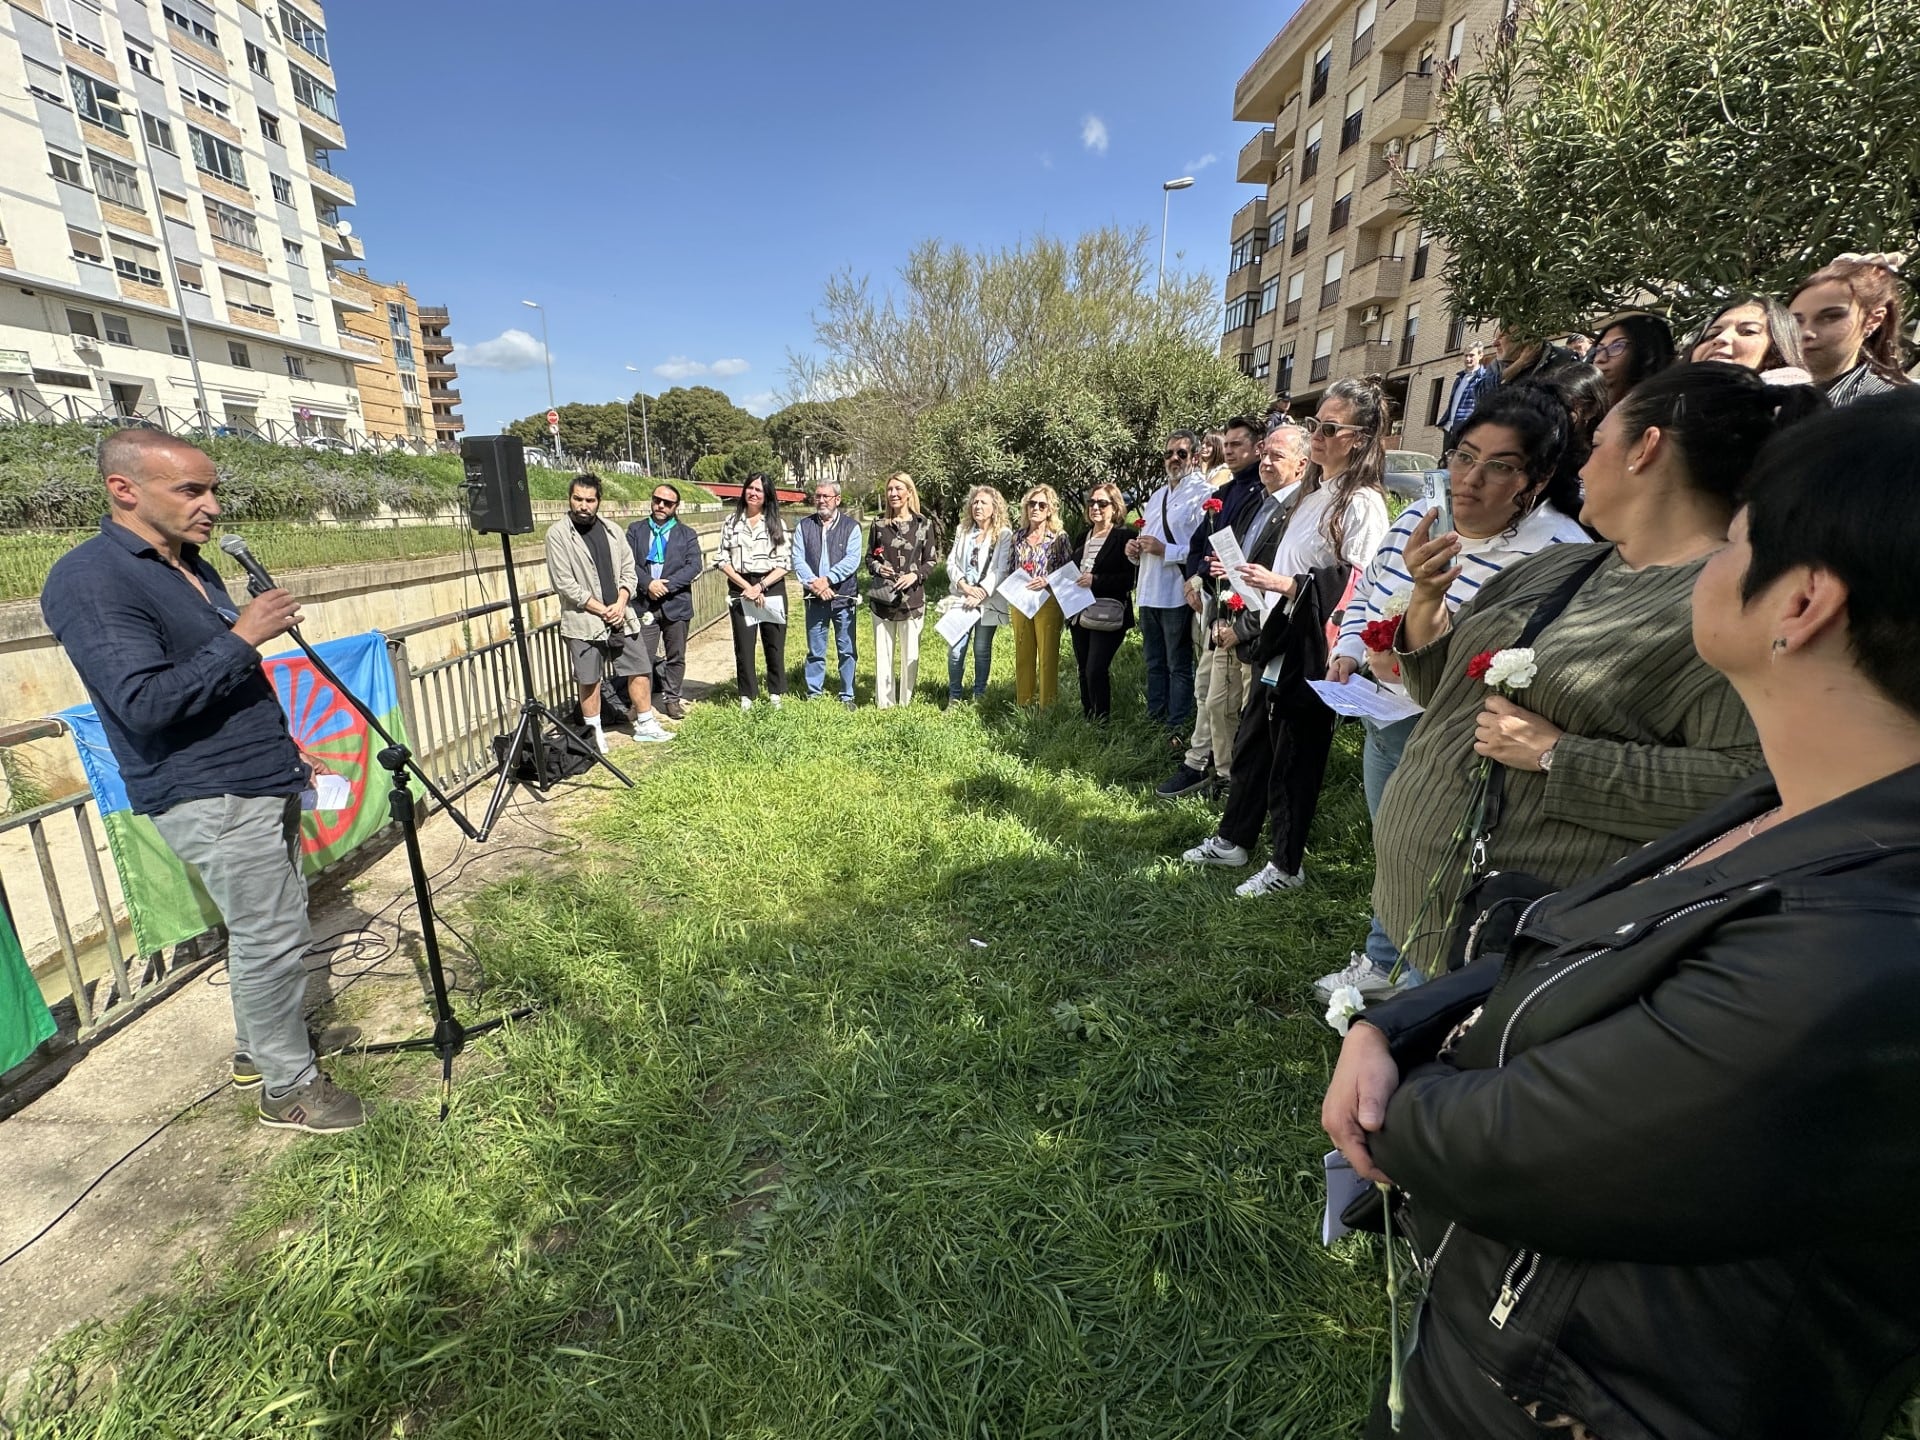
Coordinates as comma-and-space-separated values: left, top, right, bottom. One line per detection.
1538, 744, 1557, 773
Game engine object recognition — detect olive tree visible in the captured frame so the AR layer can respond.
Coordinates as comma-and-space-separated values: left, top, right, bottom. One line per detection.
1403, 0, 1920, 337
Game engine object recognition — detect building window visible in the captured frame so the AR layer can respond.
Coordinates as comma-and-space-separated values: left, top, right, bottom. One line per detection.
270, 173, 295, 204
295, 298, 316, 323
1401, 302, 1421, 366
1428, 376, 1448, 425
163, 5, 220, 49
142, 113, 176, 153
205, 198, 262, 251
259, 110, 282, 144
1285, 270, 1305, 325
222, 269, 275, 315
169, 327, 192, 357
285, 355, 307, 379
69, 227, 105, 265
228, 340, 251, 367
1224, 294, 1258, 333
1251, 341, 1272, 381
189, 127, 248, 187
1266, 210, 1287, 253
1229, 231, 1261, 272
1352, 0, 1376, 62
127, 45, 155, 77
1260, 276, 1280, 317
1331, 168, 1355, 233
1311, 327, 1334, 383
50, 150, 86, 187
175, 259, 206, 291
160, 190, 193, 223
1292, 195, 1313, 256
400, 372, 420, 401
290, 66, 338, 121
1445, 313, 1467, 352
67, 308, 100, 339
1447, 19, 1466, 63
69, 70, 126, 134
1342, 85, 1366, 151
1277, 352, 1295, 395
1310, 41, 1332, 104
279, 3, 330, 63
89, 152, 142, 209
1301, 119, 1323, 181
284, 238, 307, 266
246, 41, 270, 76
386, 301, 410, 336
394, 339, 416, 371
179, 83, 231, 118
1320, 251, 1344, 310
103, 313, 133, 345
1412, 229, 1432, 280
111, 236, 164, 286
25, 57, 67, 105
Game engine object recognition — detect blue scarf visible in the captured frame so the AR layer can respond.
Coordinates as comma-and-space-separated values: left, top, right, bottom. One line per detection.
646, 518, 677, 566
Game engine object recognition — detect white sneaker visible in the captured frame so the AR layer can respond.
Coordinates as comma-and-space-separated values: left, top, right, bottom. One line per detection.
770, 694, 783, 709
1235, 862, 1304, 897
740, 698, 753, 712
1180, 836, 1249, 867
631, 716, 674, 743
1312, 952, 1408, 1004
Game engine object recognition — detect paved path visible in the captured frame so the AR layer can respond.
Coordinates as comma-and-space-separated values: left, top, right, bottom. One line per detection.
0, 620, 740, 1393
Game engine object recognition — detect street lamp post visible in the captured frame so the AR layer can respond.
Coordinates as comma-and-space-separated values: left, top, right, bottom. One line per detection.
520, 298, 559, 458
1159, 176, 1196, 296
128, 102, 211, 427
615, 396, 633, 463
624, 364, 652, 477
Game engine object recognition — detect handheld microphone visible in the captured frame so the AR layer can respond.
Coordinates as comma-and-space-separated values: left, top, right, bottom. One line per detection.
217, 533, 278, 597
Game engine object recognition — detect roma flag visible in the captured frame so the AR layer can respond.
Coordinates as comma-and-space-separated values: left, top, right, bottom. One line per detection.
59, 631, 408, 958
1, 892, 56, 1073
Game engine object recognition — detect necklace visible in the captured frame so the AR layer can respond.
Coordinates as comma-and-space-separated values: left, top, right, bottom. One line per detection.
1663, 806, 1782, 875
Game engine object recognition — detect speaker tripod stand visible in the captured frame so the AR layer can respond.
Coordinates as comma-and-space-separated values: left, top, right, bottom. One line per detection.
476, 528, 633, 841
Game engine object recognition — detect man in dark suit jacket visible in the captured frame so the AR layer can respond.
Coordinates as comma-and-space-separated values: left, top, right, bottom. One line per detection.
626, 483, 703, 719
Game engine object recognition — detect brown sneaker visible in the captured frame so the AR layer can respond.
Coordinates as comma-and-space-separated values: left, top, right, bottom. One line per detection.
661, 698, 686, 720
232, 1025, 361, 1091
259, 1072, 366, 1133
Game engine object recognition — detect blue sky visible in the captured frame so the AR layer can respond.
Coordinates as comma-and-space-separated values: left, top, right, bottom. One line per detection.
326, 0, 1286, 433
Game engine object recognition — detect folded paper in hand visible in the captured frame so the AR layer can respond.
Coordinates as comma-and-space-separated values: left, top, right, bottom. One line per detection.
1306, 678, 1424, 724
996, 570, 1051, 620
935, 604, 980, 649
1047, 563, 1096, 620
1208, 530, 1277, 616
741, 594, 786, 628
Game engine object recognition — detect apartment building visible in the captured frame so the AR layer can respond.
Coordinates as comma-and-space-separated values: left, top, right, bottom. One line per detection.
328, 268, 459, 444
0, 0, 372, 436
1224, 0, 1513, 455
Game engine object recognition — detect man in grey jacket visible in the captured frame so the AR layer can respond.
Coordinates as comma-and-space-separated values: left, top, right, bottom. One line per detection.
544, 474, 672, 749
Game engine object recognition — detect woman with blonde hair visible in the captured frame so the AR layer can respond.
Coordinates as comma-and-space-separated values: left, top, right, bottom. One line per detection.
944, 485, 1013, 705
1009, 483, 1071, 707
867, 470, 941, 708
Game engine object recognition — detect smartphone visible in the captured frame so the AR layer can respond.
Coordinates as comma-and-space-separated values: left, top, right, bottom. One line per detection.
1423, 471, 1454, 538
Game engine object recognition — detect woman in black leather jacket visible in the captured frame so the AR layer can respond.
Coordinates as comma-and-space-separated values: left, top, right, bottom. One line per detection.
1323, 391, 1920, 1439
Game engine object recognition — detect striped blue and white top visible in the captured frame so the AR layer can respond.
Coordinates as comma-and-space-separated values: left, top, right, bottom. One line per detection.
1332, 497, 1592, 699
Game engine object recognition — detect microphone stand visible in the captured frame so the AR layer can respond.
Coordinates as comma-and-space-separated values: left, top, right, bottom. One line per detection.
225, 541, 530, 1118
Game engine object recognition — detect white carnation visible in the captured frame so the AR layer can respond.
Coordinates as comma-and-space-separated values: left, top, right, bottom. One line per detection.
1325, 984, 1367, 1037
1484, 647, 1539, 691
1382, 589, 1411, 619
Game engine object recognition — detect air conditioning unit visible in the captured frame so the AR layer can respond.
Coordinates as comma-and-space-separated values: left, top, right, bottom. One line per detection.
1361, 305, 1381, 325
72, 332, 100, 350
1385, 137, 1405, 158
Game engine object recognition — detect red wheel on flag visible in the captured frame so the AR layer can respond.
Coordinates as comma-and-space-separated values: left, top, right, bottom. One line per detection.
273, 659, 371, 853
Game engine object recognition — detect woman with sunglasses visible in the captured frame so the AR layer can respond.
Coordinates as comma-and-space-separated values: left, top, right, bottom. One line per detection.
1321, 386, 1592, 995
1068, 482, 1138, 721
1009, 484, 1071, 707
1325, 390, 1920, 1440
1370, 363, 1823, 980
1588, 313, 1676, 408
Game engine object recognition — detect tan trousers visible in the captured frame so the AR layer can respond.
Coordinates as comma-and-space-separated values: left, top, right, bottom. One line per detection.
874, 617, 921, 707
1011, 597, 1064, 706
1184, 642, 1248, 780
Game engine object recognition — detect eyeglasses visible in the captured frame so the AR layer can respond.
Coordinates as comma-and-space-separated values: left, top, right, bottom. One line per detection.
651, 494, 679, 506
1299, 417, 1368, 437
1591, 337, 1629, 361
1164, 447, 1191, 459
1445, 447, 1527, 484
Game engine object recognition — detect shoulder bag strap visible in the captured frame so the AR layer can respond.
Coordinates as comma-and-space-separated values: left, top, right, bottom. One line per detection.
1476, 548, 1614, 851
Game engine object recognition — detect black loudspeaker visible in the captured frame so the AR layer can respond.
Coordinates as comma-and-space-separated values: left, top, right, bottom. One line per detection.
461, 435, 534, 535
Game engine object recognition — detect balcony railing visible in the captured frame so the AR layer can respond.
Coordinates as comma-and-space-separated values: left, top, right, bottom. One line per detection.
1310, 354, 1332, 383
1284, 299, 1302, 326
1292, 227, 1311, 256
1237, 127, 1277, 185
1320, 279, 1343, 311
1368, 71, 1435, 145
427, 361, 457, 378
1399, 331, 1419, 367
1379, 0, 1444, 51
417, 305, 450, 321
1301, 144, 1320, 181
1330, 195, 1352, 233
1351, 25, 1374, 65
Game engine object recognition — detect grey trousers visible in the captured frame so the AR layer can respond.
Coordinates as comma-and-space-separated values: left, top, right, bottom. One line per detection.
152, 794, 316, 1094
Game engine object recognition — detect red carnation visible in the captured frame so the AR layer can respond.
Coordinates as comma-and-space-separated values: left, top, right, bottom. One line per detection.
1361, 616, 1402, 652
1225, 592, 1247, 613
1466, 650, 1497, 682
1201, 497, 1224, 515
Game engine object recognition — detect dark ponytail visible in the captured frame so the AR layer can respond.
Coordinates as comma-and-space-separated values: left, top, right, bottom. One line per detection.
1459, 383, 1581, 523
1311, 376, 1390, 558
1613, 361, 1827, 506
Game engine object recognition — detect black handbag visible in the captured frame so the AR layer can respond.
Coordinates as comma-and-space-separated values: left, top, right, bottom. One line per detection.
1441, 549, 1611, 971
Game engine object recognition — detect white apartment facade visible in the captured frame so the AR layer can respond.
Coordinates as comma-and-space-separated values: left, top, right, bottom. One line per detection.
0, 0, 373, 437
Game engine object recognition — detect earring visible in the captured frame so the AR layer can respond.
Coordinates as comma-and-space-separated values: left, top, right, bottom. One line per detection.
1626, 464, 1638, 474
1771, 638, 1788, 660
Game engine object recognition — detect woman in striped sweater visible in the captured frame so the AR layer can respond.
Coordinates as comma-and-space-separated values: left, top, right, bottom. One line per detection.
1371, 362, 1825, 977
1321, 387, 1591, 995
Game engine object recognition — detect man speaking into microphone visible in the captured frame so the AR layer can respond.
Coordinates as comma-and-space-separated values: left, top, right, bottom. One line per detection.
40, 430, 363, 1133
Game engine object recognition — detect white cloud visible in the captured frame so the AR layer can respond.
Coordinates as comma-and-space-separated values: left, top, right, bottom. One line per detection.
449, 328, 548, 372
1185, 152, 1219, 173
740, 390, 780, 417
1081, 114, 1109, 155
653, 355, 751, 380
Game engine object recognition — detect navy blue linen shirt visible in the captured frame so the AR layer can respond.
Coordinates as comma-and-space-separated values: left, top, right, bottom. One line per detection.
41, 518, 306, 815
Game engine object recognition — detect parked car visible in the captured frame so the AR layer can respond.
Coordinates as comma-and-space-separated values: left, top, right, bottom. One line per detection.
213, 424, 268, 442
298, 434, 353, 454
1384, 448, 1442, 501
